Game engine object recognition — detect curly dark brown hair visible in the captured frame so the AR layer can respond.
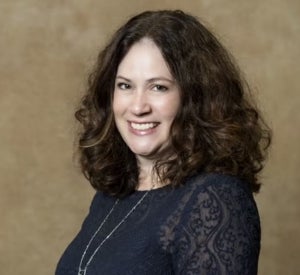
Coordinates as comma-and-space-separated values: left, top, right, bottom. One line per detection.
75, 10, 271, 197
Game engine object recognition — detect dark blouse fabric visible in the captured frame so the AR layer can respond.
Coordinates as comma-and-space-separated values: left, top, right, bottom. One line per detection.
56, 173, 260, 275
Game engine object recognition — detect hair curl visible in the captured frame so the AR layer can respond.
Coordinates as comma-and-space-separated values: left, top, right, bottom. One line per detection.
75, 10, 271, 197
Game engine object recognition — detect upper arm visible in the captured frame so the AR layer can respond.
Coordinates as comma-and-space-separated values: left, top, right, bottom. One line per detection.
171, 176, 260, 275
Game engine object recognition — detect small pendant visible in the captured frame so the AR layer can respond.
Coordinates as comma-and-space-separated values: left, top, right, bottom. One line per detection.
78, 268, 86, 275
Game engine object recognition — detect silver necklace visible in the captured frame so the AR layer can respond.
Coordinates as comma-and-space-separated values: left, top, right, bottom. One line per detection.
78, 190, 151, 275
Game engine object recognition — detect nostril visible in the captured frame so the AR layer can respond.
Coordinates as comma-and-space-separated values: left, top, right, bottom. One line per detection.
131, 106, 151, 116
130, 99, 151, 116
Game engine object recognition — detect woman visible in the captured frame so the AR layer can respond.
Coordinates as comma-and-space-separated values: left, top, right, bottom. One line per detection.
56, 10, 271, 275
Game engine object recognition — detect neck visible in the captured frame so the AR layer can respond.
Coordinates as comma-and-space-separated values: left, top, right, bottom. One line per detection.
136, 156, 157, 190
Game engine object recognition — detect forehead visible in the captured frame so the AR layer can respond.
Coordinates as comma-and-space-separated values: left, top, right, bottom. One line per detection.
117, 38, 173, 79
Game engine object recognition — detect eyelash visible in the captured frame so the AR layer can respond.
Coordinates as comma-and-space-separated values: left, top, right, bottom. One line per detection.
117, 83, 131, 90
116, 83, 168, 92
153, 85, 168, 92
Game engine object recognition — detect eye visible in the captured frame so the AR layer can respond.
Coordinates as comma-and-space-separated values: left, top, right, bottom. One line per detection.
153, 85, 168, 92
117, 82, 131, 90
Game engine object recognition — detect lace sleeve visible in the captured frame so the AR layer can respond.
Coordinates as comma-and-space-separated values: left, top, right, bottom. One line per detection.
167, 175, 260, 275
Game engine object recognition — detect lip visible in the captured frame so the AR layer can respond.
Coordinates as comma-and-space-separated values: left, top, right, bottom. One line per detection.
127, 121, 159, 136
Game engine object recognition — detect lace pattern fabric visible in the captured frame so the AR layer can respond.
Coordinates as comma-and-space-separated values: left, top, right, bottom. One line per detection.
56, 173, 260, 275
160, 175, 260, 274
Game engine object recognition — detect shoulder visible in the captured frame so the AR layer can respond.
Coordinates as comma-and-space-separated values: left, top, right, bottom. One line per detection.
87, 190, 117, 219
184, 173, 257, 212
188, 172, 252, 193
182, 173, 260, 231
166, 173, 261, 274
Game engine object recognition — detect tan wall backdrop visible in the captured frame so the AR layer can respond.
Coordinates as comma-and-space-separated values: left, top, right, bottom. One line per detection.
1, 0, 299, 274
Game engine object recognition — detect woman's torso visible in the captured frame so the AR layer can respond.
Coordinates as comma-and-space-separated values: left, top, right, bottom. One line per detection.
56, 173, 260, 275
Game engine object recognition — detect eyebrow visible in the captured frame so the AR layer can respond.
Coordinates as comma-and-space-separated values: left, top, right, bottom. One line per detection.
116, 75, 175, 84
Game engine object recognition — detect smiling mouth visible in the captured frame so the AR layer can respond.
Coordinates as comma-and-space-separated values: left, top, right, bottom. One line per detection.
130, 122, 158, 130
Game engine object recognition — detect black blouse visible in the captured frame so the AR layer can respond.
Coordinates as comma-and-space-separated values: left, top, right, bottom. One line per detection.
56, 173, 260, 275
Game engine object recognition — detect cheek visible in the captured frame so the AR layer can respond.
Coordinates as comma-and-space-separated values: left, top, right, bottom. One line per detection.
112, 100, 117, 117
112, 94, 123, 117
159, 98, 181, 122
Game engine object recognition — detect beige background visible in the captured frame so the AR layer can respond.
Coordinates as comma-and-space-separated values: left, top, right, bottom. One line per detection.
0, 0, 299, 274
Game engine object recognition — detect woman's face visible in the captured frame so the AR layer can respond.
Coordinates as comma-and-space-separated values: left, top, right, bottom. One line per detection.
113, 38, 181, 161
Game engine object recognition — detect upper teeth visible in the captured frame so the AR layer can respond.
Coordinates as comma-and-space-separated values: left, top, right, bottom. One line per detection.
131, 122, 156, 130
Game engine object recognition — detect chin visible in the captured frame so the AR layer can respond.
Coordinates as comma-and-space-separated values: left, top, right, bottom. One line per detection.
129, 145, 158, 157
133, 150, 156, 157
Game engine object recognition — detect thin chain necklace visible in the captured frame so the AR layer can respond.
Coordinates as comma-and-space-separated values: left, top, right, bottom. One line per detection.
78, 189, 151, 275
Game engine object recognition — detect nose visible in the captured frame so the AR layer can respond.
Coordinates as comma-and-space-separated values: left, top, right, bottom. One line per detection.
129, 91, 151, 116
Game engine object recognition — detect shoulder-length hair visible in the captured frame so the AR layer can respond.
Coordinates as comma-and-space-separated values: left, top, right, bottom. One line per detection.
75, 10, 271, 197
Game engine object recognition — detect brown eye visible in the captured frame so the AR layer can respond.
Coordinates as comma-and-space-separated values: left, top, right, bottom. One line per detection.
153, 85, 168, 91
117, 83, 131, 90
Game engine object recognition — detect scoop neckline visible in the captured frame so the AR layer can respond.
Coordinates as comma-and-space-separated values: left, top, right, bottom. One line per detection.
134, 183, 172, 194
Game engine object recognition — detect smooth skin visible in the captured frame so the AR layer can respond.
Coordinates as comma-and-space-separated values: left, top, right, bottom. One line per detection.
113, 38, 181, 190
